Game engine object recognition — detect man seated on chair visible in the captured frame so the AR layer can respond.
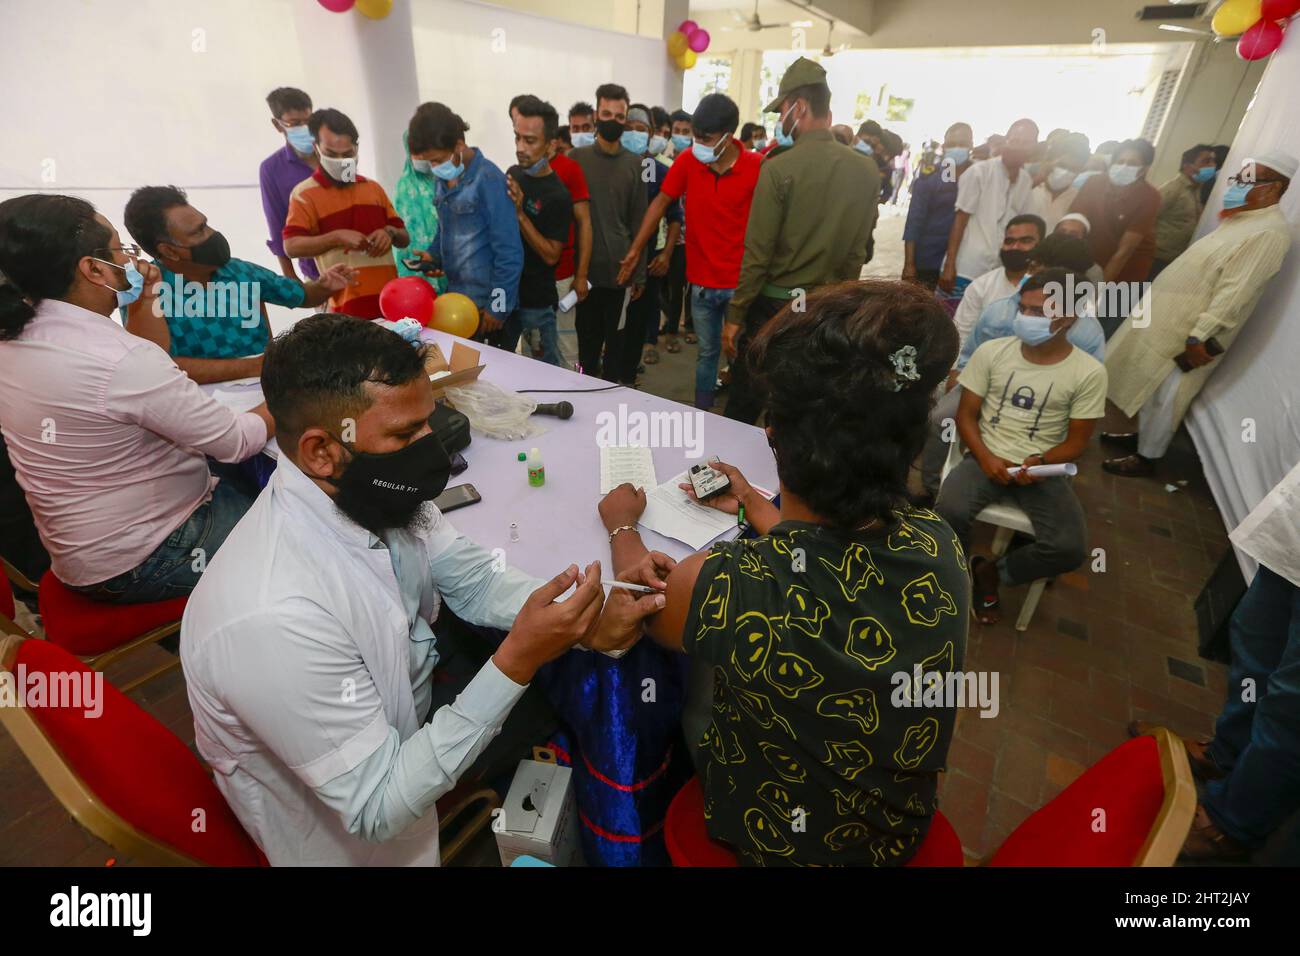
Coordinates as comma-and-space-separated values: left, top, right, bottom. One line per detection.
595, 281, 970, 866
181, 315, 663, 866
936, 267, 1107, 626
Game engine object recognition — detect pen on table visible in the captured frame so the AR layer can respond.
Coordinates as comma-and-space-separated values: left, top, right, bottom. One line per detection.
600, 579, 657, 593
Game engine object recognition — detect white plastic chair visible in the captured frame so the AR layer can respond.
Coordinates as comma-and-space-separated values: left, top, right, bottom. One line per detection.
941, 440, 1048, 632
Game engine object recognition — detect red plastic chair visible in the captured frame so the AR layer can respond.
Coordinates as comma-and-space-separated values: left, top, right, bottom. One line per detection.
0, 634, 266, 866
987, 729, 1195, 866
38, 570, 188, 691
665, 776, 965, 867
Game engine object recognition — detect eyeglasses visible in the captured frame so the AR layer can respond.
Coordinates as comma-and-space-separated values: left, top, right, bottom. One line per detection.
94, 244, 143, 258
1227, 174, 1283, 188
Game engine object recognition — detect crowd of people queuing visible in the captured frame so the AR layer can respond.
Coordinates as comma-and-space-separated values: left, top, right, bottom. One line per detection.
0, 52, 1297, 867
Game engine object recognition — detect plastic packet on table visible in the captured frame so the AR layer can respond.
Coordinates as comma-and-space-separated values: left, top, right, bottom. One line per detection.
443, 379, 547, 441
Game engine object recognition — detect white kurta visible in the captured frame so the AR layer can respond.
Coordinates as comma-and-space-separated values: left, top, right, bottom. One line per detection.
1105, 205, 1292, 424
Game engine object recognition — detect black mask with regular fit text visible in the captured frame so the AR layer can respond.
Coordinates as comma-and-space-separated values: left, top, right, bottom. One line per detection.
328, 430, 452, 535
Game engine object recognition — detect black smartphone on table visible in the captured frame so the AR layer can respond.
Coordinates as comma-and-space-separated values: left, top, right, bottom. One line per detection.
434, 483, 481, 513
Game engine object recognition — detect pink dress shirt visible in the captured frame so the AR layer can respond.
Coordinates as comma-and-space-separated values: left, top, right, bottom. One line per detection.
0, 299, 268, 586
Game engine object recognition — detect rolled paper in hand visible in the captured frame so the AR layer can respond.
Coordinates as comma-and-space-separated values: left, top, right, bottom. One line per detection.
1005, 463, 1078, 478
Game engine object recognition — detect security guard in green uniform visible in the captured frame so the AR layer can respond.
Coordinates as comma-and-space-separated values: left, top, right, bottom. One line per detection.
722, 57, 881, 424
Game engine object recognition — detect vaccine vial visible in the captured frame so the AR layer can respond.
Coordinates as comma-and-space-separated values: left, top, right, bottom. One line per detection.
509, 522, 520, 543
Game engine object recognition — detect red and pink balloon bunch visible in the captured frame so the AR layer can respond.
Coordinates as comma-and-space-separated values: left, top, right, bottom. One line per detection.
1211, 0, 1298, 61
316, 0, 393, 20
667, 19, 711, 70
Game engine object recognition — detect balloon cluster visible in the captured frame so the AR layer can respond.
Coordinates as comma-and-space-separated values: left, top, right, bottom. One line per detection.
316, 0, 393, 20
1211, 0, 1298, 61
667, 19, 711, 70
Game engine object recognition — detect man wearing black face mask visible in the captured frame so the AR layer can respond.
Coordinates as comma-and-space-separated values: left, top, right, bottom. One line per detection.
951, 214, 1045, 357
181, 314, 668, 865
123, 185, 353, 384
569, 82, 647, 380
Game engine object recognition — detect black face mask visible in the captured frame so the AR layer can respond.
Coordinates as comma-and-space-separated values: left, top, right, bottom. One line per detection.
179, 230, 232, 269
327, 431, 452, 536
597, 118, 625, 143
1000, 248, 1032, 271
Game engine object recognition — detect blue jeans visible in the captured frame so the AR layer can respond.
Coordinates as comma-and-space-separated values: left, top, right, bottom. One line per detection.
690, 284, 733, 403
68, 479, 254, 604
1202, 566, 1300, 847
491, 306, 561, 366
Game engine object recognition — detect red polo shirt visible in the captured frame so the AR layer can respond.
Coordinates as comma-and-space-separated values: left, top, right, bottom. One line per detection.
661, 140, 761, 289
550, 152, 590, 281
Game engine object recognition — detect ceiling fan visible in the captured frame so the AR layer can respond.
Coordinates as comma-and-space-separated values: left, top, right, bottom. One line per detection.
730, 0, 796, 32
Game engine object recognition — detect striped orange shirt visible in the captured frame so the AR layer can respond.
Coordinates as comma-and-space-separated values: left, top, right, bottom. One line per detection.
284, 169, 405, 318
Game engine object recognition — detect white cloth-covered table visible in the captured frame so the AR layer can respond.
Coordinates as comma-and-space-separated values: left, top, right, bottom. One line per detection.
202, 329, 779, 574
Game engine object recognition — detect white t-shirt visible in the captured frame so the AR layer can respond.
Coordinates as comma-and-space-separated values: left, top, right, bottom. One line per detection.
950, 158, 1034, 280
952, 267, 1019, 354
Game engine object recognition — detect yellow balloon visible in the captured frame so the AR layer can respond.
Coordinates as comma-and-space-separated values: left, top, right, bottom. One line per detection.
677, 49, 698, 70
355, 0, 393, 19
667, 31, 689, 57
432, 293, 480, 338
1212, 0, 1262, 36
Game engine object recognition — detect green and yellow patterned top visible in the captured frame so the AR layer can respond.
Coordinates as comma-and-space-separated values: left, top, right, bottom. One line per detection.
682, 509, 971, 866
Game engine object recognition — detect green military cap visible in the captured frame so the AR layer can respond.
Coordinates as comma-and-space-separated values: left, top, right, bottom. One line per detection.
764, 56, 827, 113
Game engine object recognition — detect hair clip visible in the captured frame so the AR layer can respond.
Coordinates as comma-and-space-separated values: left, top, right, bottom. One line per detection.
889, 344, 921, 391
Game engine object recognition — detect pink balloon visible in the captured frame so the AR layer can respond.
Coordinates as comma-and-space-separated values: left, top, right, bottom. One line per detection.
677, 19, 698, 34
1261, 0, 1300, 20
1238, 18, 1284, 59
317, 0, 355, 11
688, 28, 711, 53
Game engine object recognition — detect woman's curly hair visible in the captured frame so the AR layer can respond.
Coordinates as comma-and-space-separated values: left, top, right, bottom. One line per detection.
748, 280, 958, 529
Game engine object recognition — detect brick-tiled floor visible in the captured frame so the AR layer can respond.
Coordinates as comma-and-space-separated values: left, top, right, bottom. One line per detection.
0, 210, 1239, 865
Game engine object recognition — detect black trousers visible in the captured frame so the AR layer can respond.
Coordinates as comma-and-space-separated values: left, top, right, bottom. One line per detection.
723, 295, 787, 425
616, 274, 660, 383
575, 286, 627, 381
661, 244, 692, 335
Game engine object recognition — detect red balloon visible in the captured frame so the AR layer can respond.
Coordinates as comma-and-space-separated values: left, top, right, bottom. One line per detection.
379, 276, 437, 325
317, 0, 355, 11
1238, 18, 1285, 59
1262, 0, 1300, 20
677, 19, 698, 34
688, 28, 711, 53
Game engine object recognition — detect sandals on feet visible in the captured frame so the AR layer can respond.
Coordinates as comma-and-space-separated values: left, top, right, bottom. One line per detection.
970, 556, 1002, 625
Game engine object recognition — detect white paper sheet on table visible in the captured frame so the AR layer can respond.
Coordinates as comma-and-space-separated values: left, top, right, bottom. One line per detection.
599, 446, 658, 494
639, 471, 742, 550
209, 387, 266, 415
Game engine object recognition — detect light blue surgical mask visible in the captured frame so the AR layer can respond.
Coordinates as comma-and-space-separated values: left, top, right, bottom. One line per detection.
411, 158, 433, 175
944, 147, 970, 166
775, 104, 800, 148
431, 153, 463, 181
1108, 164, 1140, 187
648, 135, 668, 156
853, 140, 874, 157
93, 258, 145, 307
671, 134, 692, 153
284, 125, 315, 155
1013, 311, 1056, 347
524, 156, 549, 176
1222, 181, 1253, 211
1194, 165, 1217, 184
621, 130, 649, 155
692, 140, 719, 164
571, 131, 596, 149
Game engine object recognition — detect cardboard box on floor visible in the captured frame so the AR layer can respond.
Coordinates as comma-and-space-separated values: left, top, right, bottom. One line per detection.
425, 341, 485, 397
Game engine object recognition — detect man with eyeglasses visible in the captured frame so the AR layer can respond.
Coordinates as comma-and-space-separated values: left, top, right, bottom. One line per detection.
1101, 150, 1296, 478
259, 87, 319, 282
0, 195, 272, 605
615, 93, 748, 409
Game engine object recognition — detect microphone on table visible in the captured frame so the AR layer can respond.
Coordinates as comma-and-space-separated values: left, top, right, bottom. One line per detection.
532, 401, 574, 420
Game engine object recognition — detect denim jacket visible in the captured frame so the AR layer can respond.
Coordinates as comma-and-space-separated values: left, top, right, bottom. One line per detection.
428, 150, 524, 317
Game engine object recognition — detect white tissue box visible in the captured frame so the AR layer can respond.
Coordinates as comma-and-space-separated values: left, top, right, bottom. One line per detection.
491, 758, 582, 867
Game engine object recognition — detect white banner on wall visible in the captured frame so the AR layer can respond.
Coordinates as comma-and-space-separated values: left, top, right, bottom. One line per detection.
1184, 28, 1300, 579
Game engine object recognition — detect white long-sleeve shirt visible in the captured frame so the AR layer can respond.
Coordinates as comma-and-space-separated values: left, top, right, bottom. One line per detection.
181, 453, 542, 865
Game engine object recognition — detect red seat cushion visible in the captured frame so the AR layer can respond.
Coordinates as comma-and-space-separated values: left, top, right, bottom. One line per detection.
988, 735, 1163, 866
14, 638, 264, 866
38, 571, 187, 656
666, 776, 964, 866
0, 575, 14, 623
